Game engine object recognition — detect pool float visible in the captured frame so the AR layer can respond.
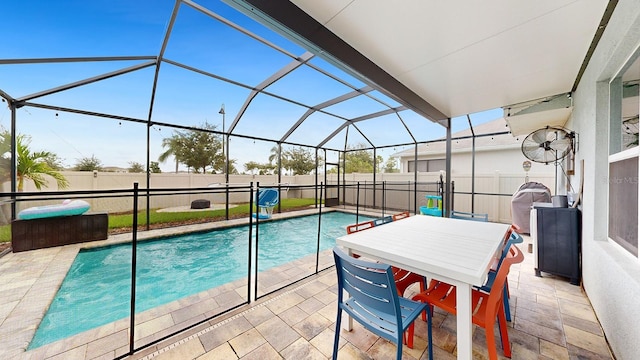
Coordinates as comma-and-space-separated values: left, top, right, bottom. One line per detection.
18, 199, 91, 220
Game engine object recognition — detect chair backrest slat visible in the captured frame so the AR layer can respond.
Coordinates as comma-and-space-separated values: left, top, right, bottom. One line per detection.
334, 247, 401, 322
450, 210, 488, 222
373, 216, 393, 226
392, 211, 410, 221
346, 220, 375, 234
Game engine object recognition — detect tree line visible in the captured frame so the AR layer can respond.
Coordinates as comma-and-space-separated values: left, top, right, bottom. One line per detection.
0, 124, 398, 191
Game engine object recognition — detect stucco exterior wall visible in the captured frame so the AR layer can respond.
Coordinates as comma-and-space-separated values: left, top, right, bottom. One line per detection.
572, 1, 640, 359
399, 145, 557, 177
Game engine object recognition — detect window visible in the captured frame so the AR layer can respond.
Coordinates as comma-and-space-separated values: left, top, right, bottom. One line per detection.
609, 153, 638, 256
609, 53, 640, 257
408, 159, 445, 172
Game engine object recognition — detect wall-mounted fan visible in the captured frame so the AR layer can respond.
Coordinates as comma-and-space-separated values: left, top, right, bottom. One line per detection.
521, 126, 574, 164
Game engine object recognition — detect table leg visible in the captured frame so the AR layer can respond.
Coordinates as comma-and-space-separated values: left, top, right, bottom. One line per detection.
456, 282, 473, 359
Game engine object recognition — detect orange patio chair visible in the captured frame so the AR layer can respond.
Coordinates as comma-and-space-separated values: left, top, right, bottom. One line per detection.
346, 220, 375, 234
413, 245, 524, 360
392, 211, 410, 221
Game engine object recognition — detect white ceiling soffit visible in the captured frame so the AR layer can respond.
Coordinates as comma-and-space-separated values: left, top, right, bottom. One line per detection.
503, 92, 573, 136
280, 0, 609, 119
505, 107, 573, 137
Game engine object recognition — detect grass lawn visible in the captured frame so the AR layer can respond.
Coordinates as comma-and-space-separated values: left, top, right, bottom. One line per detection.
0, 198, 320, 243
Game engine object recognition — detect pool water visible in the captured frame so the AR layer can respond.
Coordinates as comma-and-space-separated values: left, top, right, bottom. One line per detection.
29, 211, 372, 349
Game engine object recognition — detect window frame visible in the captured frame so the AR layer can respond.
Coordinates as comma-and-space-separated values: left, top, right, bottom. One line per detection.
608, 50, 640, 261
407, 158, 445, 173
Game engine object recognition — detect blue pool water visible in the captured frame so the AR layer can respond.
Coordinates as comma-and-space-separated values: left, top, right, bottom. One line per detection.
29, 211, 372, 349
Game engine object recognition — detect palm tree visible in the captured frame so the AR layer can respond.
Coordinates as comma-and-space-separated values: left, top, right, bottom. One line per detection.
268, 145, 280, 165
158, 135, 183, 173
269, 145, 287, 175
16, 134, 69, 191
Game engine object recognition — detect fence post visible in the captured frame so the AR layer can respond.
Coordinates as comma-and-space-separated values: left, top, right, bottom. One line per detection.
382, 181, 386, 215
128, 182, 139, 355
248, 182, 254, 302
315, 182, 324, 273
450, 180, 454, 217
493, 171, 500, 221
356, 182, 360, 223
253, 182, 260, 301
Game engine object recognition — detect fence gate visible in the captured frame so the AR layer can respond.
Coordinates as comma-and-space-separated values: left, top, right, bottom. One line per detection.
324, 162, 340, 207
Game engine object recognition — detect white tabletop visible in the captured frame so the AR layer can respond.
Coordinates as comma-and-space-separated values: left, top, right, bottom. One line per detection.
336, 214, 509, 359
336, 214, 509, 286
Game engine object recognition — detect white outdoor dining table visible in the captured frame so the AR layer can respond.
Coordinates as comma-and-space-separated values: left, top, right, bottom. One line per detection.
336, 214, 509, 360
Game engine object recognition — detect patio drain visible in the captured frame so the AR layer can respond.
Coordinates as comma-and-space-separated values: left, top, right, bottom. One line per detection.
137, 278, 318, 359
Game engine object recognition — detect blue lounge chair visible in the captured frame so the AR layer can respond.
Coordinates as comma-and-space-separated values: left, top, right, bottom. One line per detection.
253, 188, 279, 219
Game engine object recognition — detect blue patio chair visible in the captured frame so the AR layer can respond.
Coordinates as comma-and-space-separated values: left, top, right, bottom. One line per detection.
450, 210, 489, 222
373, 215, 393, 226
332, 247, 432, 360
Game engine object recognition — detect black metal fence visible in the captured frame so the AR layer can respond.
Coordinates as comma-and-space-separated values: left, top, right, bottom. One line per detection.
3, 177, 507, 358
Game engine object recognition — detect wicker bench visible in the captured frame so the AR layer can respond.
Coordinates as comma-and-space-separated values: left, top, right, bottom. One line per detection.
11, 213, 108, 252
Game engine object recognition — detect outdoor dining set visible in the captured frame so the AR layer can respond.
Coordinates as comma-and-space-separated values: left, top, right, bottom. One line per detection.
334, 211, 524, 360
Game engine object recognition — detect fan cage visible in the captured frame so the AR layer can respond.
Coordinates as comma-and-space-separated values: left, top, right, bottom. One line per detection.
521, 126, 574, 164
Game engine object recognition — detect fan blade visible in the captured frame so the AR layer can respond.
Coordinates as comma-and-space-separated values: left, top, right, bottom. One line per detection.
522, 142, 541, 153
549, 138, 571, 152
522, 146, 546, 162
531, 128, 549, 144
532, 148, 547, 161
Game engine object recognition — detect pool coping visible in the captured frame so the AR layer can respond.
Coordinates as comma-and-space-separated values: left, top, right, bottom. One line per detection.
0, 207, 382, 359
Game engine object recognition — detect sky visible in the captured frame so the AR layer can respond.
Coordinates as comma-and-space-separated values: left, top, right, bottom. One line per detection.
0, 0, 503, 173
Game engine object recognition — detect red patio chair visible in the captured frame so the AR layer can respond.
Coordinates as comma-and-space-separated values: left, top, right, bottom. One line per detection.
392, 211, 410, 221
413, 245, 524, 360
346, 220, 375, 234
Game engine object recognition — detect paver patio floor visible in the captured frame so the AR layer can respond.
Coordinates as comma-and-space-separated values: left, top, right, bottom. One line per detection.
0, 210, 614, 359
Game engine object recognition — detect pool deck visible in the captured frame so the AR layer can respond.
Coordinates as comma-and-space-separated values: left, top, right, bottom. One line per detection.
0, 207, 348, 359
0, 209, 614, 359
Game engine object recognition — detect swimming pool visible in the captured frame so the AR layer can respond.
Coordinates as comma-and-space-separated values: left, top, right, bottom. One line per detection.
29, 211, 373, 349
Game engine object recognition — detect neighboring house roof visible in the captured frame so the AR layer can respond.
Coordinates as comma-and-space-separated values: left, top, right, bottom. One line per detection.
394, 117, 523, 158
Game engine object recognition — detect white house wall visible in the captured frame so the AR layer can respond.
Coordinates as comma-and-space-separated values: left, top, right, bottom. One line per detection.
401, 145, 557, 176
572, 1, 640, 359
